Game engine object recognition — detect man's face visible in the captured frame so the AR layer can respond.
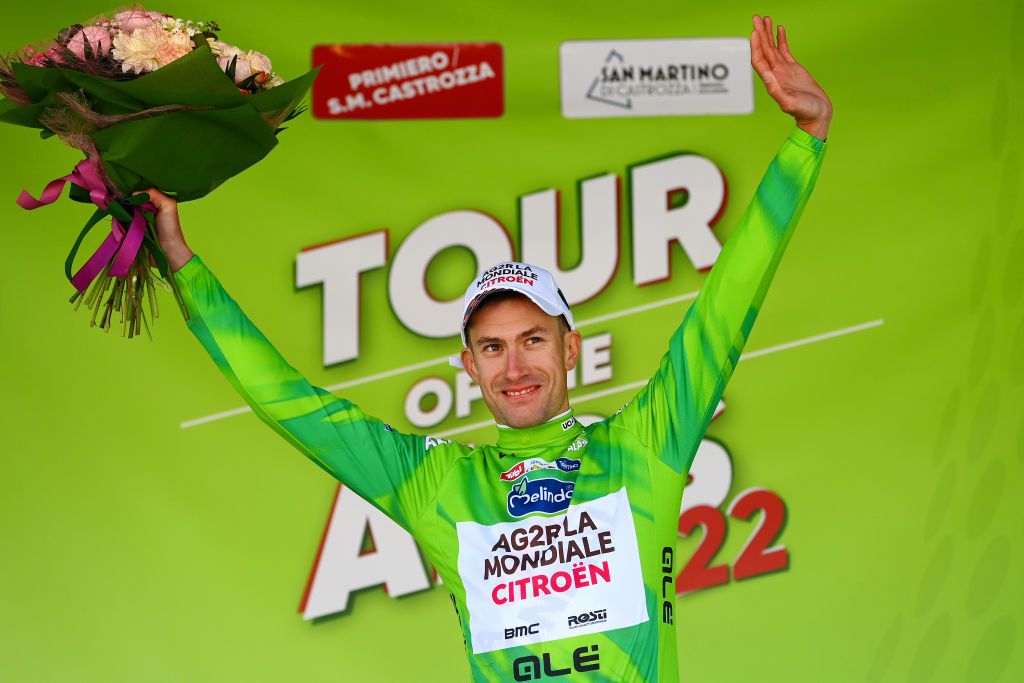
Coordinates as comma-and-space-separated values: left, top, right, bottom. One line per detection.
460, 295, 581, 429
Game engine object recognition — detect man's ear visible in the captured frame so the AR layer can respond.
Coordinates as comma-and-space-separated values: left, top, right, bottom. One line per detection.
563, 330, 582, 372
461, 347, 478, 381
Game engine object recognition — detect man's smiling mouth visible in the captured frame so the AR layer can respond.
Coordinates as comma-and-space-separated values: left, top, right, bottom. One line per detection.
503, 386, 540, 398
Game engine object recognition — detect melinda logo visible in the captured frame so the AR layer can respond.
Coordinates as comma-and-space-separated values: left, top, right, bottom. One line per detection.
500, 457, 581, 482
507, 477, 574, 518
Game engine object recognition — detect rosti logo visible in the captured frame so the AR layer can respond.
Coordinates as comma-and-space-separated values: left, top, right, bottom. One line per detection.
500, 457, 581, 481
507, 477, 574, 518
567, 609, 608, 629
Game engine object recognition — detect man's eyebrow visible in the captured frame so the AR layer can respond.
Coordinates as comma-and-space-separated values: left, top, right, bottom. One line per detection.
517, 325, 550, 340
473, 326, 552, 347
474, 335, 502, 346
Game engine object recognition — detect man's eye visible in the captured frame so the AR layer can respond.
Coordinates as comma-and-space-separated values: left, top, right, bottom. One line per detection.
484, 343, 500, 352
527, 337, 543, 345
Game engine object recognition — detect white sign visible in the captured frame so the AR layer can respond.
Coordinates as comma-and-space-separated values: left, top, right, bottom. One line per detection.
456, 488, 648, 654
560, 38, 753, 119
297, 153, 727, 366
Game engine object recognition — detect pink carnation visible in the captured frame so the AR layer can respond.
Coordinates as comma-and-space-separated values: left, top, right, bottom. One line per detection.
67, 27, 112, 60
114, 8, 167, 33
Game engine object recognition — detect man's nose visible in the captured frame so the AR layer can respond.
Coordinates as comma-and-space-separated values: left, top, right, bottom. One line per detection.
504, 346, 528, 380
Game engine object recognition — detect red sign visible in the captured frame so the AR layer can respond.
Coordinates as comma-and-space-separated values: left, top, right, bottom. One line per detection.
312, 43, 504, 120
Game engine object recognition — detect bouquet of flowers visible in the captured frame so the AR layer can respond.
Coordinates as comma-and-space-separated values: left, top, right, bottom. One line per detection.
0, 7, 317, 338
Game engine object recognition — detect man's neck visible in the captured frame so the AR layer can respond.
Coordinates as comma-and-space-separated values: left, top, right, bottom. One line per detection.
495, 408, 582, 452
495, 407, 572, 431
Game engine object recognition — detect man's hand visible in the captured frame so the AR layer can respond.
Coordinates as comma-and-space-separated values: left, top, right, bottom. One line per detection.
751, 15, 832, 141
139, 188, 194, 272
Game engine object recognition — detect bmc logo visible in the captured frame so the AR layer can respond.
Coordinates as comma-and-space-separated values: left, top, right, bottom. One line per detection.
507, 477, 575, 518
505, 623, 540, 639
512, 645, 600, 681
567, 609, 608, 629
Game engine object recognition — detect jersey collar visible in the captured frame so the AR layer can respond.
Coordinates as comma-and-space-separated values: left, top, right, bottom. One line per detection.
495, 409, 584, 452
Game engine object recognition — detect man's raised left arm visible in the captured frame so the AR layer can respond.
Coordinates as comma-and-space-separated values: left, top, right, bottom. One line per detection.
608, 16, 832, 472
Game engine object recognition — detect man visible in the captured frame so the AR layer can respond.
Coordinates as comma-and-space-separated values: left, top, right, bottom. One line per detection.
152, 16, 830, 682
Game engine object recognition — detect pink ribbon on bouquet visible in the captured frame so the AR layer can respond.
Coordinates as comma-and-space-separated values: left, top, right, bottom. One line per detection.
17, 159, 154, 293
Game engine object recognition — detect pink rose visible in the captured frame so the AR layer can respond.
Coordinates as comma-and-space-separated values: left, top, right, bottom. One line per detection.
247, 50, 272, 75
67, 26, 112, 60
232, 57, 254, 83
213, 41, 242, 64
114, 9, 166, 33
218, 48, 273, 85
27, 45, 64, 66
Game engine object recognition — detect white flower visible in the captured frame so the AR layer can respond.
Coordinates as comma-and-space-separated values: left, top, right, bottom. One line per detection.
159, 17, 198, 36
112, 26, 192, 74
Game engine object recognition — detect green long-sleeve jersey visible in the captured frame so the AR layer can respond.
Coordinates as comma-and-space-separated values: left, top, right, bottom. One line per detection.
178, 126, 826, 682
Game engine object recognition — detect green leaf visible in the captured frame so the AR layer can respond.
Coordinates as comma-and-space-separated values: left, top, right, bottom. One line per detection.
107, 200, 133, 222
91, 104, 278, 200
63, 44, 246, 110
64, 207, 109, 282
9, 61, 75, 102
0, 97, 49, 128
68, 184, 91, 203
248, 66, 319, 115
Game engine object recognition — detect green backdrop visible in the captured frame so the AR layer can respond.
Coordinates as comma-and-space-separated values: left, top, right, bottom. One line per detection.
1, 0, 1022, 681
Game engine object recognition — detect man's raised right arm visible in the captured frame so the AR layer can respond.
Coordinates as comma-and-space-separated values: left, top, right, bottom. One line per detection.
151, 191, 456, 531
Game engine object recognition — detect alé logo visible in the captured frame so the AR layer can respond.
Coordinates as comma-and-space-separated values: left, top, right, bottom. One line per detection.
500, 457, 581, 482
507, 476, 575, 518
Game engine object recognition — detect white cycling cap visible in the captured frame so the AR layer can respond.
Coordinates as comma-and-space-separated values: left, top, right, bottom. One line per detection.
450, 261, 575, 368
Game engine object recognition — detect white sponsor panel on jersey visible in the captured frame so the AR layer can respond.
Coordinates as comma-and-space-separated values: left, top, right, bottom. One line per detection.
560, 38, 753, 119
456, 488, 648, 653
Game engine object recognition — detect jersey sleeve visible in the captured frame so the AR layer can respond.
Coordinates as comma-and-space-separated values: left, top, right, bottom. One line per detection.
608, 126, 827, 473
175, 255, 460, 531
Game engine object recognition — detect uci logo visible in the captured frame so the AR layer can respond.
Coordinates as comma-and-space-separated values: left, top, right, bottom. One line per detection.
512, 645, 600, 681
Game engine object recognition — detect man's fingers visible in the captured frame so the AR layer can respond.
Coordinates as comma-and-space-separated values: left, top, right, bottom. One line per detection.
138, 187, 176, 213
753, 15, 778, 69
777, 24, 797, 63
765, 15, 785, 64
750, 29, 774, 84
